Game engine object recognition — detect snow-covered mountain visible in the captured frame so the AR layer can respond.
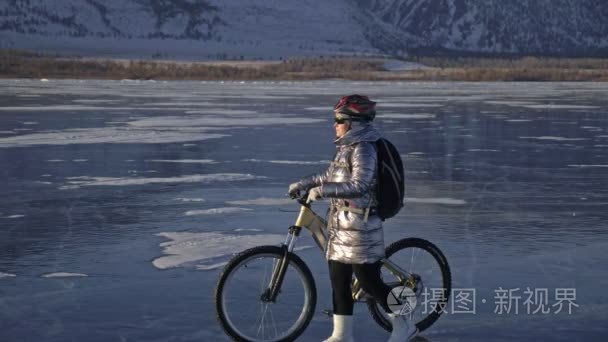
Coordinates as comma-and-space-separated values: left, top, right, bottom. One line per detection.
1, 0, 607, 59
357, 0, 608, 56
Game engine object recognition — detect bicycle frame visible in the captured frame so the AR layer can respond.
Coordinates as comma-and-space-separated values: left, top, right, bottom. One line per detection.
263, 196, 416, 303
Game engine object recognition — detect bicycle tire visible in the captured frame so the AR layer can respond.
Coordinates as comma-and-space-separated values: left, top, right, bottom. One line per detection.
215, 245, 317, 342
366, 238, 452, 333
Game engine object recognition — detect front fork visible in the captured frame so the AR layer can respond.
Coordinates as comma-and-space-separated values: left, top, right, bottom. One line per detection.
261, 226, 301, 303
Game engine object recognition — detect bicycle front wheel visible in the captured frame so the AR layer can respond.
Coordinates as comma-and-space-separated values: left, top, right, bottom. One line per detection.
367, 238, 452, 333
214, 245, 317, 342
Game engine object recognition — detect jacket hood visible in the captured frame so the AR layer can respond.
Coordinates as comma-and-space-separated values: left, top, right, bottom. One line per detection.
334, 122, 381, 146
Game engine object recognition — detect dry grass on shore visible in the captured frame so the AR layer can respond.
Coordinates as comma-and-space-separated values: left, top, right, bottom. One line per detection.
1, 49, 608, 81
391, 67, 608, 81
399, 56, 608, 81
0, 50, 383, 80
410, 56, 608, 70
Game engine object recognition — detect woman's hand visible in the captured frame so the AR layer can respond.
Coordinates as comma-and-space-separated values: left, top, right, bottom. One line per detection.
288, 182, 303, 198
308, 186, 323, 201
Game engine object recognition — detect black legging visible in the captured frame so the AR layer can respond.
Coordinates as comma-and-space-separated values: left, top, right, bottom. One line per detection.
329, 259, 395, 315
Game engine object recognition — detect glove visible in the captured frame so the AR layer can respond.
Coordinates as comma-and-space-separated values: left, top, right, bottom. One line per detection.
308, 186, 323, 202
288, 182, 303, 198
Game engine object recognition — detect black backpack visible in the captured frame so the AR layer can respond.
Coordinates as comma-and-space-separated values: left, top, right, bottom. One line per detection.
375, 138, 405, 220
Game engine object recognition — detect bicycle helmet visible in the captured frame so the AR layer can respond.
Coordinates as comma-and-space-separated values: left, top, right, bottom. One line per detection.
333, 94, 376, 122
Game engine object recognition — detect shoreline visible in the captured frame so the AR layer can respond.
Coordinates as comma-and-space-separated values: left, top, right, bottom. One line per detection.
1, 50, 608, 82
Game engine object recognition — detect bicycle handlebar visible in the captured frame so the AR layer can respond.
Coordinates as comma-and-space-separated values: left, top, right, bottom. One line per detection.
289, 189, 312, 207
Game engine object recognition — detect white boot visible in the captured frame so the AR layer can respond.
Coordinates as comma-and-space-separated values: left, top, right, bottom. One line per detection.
322, 314, 354, 342
387, 313, 418, 342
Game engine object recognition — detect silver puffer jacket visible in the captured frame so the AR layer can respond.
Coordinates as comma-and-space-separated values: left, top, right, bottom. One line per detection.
297, 122, 385, 264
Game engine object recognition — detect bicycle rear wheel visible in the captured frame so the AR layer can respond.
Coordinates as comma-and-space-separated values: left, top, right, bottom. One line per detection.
367, 238, 451, 333
215, 245, 317, 342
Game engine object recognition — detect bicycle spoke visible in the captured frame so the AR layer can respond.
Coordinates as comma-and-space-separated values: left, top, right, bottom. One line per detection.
217, 249, 316, 342
367, 239, 451, 334
260, 262, 266, 292
253, 302, 264, 336
409, 247, 418, 272
269, 304, 279, 338
257, 303, 267, 338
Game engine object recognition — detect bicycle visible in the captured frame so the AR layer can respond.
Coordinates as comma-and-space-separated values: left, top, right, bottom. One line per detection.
214, 191, 452, 342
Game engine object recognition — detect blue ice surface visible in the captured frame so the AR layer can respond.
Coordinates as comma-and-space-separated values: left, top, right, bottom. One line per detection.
0, 79, 607, 341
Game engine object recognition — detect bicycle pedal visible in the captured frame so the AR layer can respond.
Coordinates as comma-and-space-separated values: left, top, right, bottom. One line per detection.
322, 309, 333, 317
353, 288, 372, 301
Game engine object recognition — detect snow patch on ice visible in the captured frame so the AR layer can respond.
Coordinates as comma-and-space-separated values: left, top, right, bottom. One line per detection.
185, 109, 258, 116
226, 197, 294, 206
141, 101, 218, 107
505, 119, 533, 122
405, 197, 467, 205
484, 100, 539, 106
174, 197, 205, 202
185, 207, 252, 216
41, 272, 88, 278
243, 159, 330, 165
146, 159, 218, 164
61, 173, 265, 189
0, 272, 16, 278
234, 228, 263, 232
194, 245, 315, 271
152, 232, 285, 269
522, 104, 599, 109
519, 136, 587, 141
379, 103, 444, 108
305, 106, 330, 111
568, 165, 608, 168
218, 95, 302, 100
468, 149, 499, 152
195, 262, 228, 271
0, 127, 228, 147
2, 215, 25, 219
73, 99, 124, 104
129, 116, 323, 127
0, 105, 110, 111
0, 105, 198, 112
379, 113, 436, 119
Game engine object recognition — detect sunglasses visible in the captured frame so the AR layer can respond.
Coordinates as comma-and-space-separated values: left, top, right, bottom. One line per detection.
334, 117, 350, 124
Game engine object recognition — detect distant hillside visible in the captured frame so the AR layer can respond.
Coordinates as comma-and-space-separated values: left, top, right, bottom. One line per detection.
1, 0, 607, 59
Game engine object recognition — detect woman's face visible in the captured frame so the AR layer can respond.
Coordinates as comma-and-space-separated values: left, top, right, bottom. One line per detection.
334, 118, 351, 138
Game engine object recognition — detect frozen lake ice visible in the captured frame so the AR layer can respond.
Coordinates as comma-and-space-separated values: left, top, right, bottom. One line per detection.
1, 79, 607, 341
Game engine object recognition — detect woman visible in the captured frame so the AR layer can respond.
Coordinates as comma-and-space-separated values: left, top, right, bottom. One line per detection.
289, 95, 417, 342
